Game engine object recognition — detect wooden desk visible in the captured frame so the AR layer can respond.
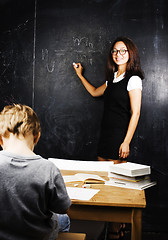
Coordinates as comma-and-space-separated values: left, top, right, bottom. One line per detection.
62, 170, 146, 240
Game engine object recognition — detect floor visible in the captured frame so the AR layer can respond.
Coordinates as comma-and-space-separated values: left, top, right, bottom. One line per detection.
125, 231, 168, 240
70, 220, 168, 240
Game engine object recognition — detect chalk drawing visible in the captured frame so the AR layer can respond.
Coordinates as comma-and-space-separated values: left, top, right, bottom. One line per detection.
88, 58, 93, 65
42, 49, 55, 72
73, 37, 94, 48
42, 48, 48, 60
46, 61, 55, 73
74, 50, 83, 53
42, 48, 67, 72
41, 35, 101, 70
72, 36, 102, 65
54, 50, 65, 55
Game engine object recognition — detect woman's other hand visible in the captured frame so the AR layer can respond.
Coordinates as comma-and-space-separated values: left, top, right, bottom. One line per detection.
119, 141, 129, 159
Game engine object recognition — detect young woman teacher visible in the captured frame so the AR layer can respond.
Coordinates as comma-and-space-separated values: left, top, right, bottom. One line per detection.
73, 36, 144, 239
73, 36, 144, 163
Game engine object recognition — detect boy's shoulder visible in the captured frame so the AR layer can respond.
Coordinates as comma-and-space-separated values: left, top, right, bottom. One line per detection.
0, 151, 60, 173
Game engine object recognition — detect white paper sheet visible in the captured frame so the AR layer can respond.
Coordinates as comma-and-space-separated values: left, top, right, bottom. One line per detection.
63, 175, 78, 182
66, 187, 100, 200
48, 158, 113, 172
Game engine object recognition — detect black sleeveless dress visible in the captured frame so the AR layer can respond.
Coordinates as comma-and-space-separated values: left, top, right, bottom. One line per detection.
97, 76, 131, 159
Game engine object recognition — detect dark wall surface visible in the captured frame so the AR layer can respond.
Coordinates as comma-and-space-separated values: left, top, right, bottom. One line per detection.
0, 0, 168, 233
0, 0, 35, 107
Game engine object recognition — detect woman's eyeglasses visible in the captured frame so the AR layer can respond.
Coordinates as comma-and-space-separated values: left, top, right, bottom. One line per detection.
111, 49, 128, 55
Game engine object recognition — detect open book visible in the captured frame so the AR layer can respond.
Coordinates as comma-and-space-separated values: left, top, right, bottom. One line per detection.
63, 173, 105, 184
75, 173, 105, 184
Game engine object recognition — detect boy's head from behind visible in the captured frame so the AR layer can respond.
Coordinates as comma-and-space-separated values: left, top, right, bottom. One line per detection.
0, 104, 41, 144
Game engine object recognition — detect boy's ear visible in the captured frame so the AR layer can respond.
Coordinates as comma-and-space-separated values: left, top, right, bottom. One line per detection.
34, 132, 40, 145
0, 136, 3, 147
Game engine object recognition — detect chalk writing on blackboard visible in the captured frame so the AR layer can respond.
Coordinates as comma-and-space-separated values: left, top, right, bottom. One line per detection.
73, 36, 102, 66
73, 37, 94, 49
41, 36, 102, 72
41, 48, 57, 72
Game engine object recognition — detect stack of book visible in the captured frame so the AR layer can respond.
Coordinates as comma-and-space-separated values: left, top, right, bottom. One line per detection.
107, 162, 156, 190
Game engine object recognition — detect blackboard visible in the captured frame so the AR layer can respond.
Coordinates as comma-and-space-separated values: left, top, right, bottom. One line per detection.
0, 0, 168, 232
0, 0, 35, 108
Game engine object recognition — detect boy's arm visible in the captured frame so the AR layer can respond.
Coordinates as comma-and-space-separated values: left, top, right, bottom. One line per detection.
48, 168, 71, 213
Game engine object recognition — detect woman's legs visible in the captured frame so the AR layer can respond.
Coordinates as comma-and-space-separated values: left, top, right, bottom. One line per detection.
108, 223, 125, 239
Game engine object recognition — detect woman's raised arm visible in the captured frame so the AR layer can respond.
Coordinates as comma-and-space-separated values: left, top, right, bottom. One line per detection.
73, 63, 107, 97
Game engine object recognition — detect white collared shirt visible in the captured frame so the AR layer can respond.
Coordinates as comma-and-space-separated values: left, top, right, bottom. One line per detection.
106, 72, 142, 91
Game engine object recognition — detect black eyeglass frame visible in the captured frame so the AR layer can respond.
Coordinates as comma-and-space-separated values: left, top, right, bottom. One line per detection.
111, 49, 128, 55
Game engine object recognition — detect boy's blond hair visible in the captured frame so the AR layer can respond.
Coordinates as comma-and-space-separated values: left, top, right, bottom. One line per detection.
0, 104, 41, 140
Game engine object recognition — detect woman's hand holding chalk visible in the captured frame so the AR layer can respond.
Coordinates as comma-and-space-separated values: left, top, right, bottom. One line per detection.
73, 62, 78, 68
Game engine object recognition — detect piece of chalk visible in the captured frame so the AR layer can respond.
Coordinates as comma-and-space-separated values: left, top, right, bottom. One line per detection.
73, 62, 78, 68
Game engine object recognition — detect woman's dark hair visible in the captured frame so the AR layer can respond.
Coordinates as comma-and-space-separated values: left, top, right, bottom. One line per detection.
105, 36, 144, 81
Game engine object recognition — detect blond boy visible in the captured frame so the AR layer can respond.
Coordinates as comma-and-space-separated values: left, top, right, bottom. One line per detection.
0, 104, 71, 240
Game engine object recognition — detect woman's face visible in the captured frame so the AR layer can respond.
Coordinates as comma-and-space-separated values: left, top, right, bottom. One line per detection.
112, 41, 129, 68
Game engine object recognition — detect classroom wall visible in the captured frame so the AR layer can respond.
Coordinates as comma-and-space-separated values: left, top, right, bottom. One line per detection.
0, 0, 168, 232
